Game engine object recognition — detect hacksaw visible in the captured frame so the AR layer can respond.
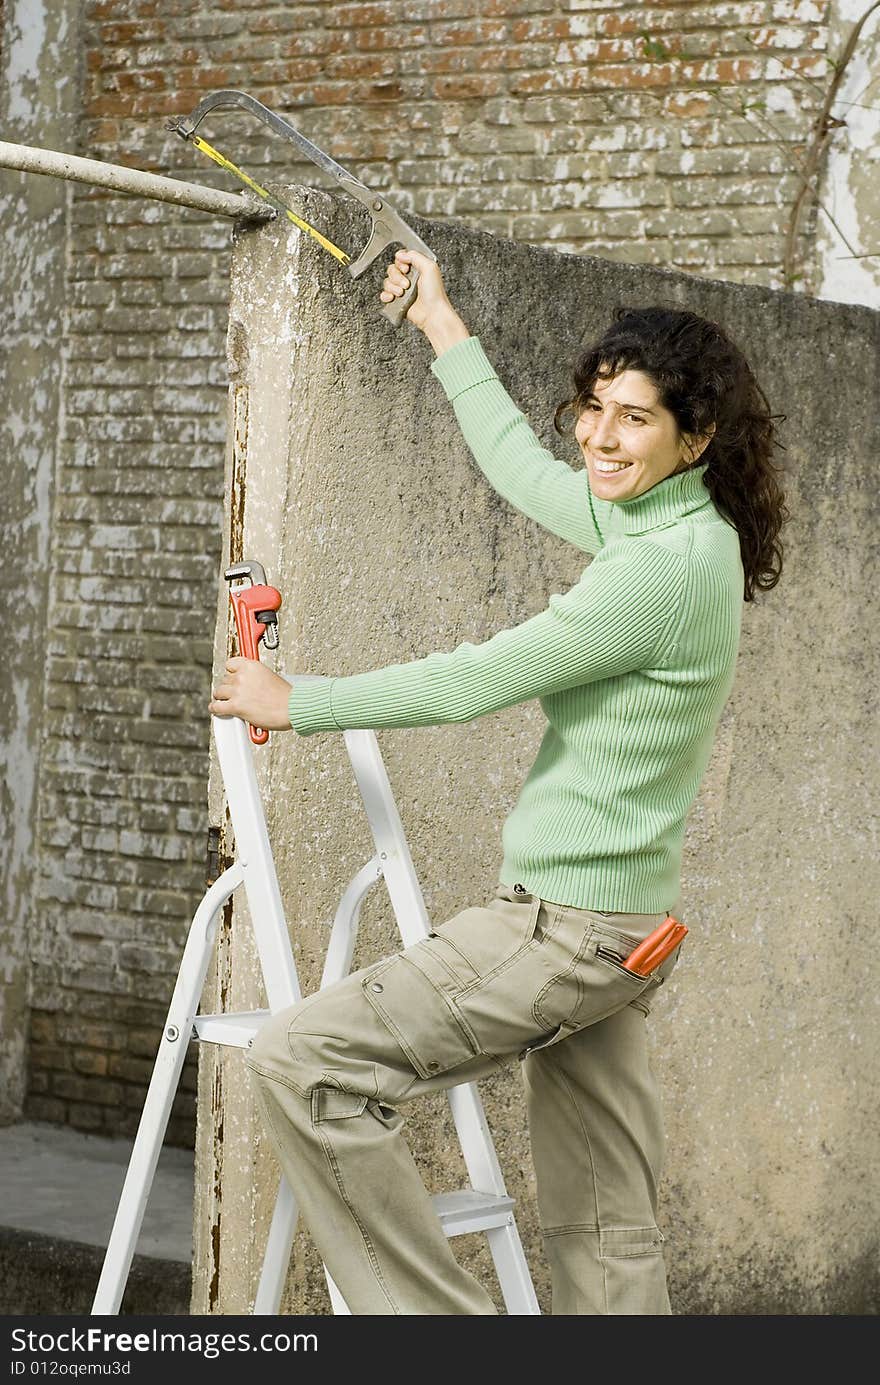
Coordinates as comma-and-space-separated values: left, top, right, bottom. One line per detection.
166, 89, 437, 328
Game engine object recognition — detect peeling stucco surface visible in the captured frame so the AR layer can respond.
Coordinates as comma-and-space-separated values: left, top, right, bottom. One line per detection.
194, 189, 880, 1314
0, 0, 81, 1123
813, 0, 880, 307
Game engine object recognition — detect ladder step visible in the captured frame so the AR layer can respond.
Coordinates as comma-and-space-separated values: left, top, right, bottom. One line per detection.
192, 1010, 268, 1048
432, 1190, 516, 1237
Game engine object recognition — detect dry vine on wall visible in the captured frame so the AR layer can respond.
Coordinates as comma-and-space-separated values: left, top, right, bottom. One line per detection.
642, 2, 880, 290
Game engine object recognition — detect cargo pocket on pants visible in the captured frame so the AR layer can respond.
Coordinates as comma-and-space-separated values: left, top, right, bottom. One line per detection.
598, 1226, 670, 1314
426, 889, 543, 990
310, 1087, 369, 1123
361, 954, 479, 1080
599, 1226, 665, 1260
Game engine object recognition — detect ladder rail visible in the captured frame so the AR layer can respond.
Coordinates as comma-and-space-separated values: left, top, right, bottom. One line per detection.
321, 859, 383, 988
253, 861, 382, 1316
339, 714, 539, 1312
253, 1177, 298, 1315
214, 715, 301, 1012
91, 862, 243, 1315
340, 715, 513, 1199
341, 725, 433, 946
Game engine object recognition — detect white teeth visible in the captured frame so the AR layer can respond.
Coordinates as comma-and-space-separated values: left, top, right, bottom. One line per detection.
593, 459, 631, 473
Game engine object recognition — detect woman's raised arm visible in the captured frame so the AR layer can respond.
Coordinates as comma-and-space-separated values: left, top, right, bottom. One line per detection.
381, 249, 606, 556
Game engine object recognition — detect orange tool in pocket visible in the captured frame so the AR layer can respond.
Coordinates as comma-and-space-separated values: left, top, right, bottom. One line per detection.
622, 916, 688, 976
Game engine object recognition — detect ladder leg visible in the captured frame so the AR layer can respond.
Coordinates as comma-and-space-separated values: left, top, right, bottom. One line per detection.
446, 1067, 542, 1314
485, 1222, 542, 1314
339, 725, 541, 1316
324, 1270, 351, 1315
91, 866, 242, 1314
253, 1176, 299, 1315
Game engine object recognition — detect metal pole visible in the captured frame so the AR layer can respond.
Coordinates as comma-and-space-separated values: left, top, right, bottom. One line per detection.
0, 139, 274, 220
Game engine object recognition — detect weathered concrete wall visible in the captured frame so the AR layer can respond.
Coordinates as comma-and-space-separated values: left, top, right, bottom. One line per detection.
193, 188, 879, 1315
0, 0, 82, 1124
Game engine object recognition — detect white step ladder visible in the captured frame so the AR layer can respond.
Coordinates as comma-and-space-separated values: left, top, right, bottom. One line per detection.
91, 676, 540, 1316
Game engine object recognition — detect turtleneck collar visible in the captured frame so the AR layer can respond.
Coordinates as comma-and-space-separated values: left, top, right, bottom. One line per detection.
602, 462, 712, 536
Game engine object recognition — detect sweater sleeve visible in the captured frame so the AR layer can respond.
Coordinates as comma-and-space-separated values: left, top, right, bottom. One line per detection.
430, 336, 612, 556
287, 538, 687, 736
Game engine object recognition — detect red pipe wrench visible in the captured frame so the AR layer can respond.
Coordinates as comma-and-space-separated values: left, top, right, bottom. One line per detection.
224, 560, 282, 746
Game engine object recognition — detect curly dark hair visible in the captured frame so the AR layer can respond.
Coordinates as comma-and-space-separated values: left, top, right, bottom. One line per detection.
554, 304, 790, 602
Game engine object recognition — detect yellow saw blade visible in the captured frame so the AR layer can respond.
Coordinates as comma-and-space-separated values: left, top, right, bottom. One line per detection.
191, 133, 351, 265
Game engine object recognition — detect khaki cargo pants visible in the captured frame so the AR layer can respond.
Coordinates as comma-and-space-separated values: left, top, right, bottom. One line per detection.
245, 881, 683, 1315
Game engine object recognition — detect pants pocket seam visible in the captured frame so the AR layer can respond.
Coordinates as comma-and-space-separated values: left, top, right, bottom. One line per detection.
310, 1088, 370, 1122
531, 923, 593, 1031
598, 1225, 666, 1260
424, 934, 479, 986
542, 1223, 601, 1236
447, 895, 544, 998
244, 1056, 311, 1100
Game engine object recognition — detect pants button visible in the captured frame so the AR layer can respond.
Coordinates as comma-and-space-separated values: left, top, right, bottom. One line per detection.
370, 982, 384, 994
427, 1061, 440, 1071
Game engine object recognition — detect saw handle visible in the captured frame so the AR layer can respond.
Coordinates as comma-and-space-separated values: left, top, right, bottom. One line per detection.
380, 267, 421, 328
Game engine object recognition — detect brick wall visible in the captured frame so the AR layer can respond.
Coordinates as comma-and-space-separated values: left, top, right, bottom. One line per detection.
81, 0, 832, 285
26, 0, 836, 1143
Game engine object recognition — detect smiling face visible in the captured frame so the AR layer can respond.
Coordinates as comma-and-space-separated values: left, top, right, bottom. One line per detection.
574, 367, 713, 503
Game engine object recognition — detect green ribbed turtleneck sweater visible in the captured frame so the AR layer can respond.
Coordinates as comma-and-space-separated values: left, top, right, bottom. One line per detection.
288, 337, 744, 911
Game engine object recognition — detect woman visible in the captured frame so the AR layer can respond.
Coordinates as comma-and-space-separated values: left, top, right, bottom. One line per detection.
208, 250, 788, 1315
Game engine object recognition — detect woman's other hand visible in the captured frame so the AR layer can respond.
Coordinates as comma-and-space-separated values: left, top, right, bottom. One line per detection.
380, 248, 470, 355
208, 657, 293, 731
